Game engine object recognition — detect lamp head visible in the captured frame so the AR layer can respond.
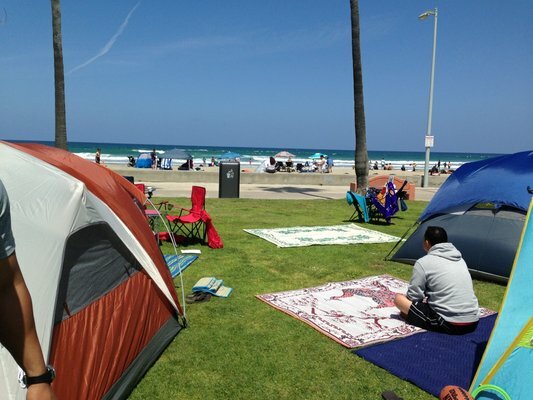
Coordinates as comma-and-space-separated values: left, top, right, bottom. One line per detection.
418, 10, 436, 20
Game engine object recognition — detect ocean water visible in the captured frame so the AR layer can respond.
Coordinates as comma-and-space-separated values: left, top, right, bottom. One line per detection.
12, 140, 504, 171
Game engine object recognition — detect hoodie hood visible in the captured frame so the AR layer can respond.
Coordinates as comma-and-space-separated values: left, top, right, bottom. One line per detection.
428, 242, 463, 262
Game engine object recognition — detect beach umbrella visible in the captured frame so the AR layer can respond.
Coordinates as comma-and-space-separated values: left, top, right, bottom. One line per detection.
218, 151, 241, 160
162, 148, 192, 159
309, 152, 327, 159
274, 151, 295, 158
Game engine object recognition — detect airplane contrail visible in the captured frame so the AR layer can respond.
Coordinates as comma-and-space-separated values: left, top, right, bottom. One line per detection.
68, 1, 141, 74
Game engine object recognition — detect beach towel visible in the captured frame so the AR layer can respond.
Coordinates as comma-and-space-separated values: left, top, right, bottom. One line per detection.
244, 224, 399, 248
354, 313, 497, 397
198, 209, 223, 249
192, 277, 233, 298
257, 275, 423, 347
164, 254, 198, 278
160, 157, 172, 170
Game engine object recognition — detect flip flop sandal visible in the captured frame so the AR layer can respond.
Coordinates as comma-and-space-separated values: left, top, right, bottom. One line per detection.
186, 292, 208, 300
381, 391, 403, 400
185, 292, 212, 304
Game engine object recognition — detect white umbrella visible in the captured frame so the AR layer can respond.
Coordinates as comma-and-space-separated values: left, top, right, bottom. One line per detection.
275, 151, 295, 158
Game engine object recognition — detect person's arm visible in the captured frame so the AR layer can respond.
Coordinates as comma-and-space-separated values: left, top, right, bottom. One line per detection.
406, 262, 426, 301
0, 253, 56, 400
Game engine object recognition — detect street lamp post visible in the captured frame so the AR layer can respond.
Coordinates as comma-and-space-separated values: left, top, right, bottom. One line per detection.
419, 8, 438, 188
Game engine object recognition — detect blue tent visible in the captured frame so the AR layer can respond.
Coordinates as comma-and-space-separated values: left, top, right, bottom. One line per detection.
419, 151, 533, 221
135, 153, 152, 168
392, 151, 533, 280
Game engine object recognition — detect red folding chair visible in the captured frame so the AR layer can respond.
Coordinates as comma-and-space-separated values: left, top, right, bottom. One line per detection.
166, 186, 207, 243
134, 183, 155, 198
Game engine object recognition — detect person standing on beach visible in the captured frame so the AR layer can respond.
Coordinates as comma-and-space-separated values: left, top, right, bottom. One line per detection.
95, 148, 101, 164
0, 179, 57, 399
326, 157, 333, 173
150, 149, 157, 169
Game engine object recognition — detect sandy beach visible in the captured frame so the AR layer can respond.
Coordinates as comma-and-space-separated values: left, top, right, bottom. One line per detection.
107, 164, 444, 201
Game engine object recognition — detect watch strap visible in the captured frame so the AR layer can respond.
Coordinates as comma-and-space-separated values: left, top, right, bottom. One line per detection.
24, 366, 55, 387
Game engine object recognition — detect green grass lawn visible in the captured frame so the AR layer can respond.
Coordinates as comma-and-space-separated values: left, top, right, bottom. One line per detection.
130, 197, 506, 400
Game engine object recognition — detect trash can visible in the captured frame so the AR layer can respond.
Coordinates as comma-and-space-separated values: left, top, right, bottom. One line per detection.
219, 162, 240, 198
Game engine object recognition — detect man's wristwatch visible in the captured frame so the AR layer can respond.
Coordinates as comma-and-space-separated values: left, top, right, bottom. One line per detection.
19, 365, 56, 388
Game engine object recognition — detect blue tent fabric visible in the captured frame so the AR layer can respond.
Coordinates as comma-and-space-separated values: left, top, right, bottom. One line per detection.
354, 314, 497, 397
135, 153, 152, 168
419, 151, 533, 221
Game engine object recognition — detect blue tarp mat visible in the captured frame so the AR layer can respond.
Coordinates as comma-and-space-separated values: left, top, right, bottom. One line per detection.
164, 254, 198, 278
354, 314, 497, 397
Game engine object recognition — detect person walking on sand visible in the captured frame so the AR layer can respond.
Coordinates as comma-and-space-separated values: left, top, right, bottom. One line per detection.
394, 226, 480, 334
0, 179, 57, 399
95, 148, 101, 164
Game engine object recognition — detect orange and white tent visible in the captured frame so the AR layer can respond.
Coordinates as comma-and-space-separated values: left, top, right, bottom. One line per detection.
0, 141, 184, 399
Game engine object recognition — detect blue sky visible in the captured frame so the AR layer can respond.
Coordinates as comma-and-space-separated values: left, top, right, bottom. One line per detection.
1, 1, 531, 153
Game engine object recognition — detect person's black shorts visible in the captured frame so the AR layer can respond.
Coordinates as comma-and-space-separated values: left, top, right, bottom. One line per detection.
407, 301, 478, 334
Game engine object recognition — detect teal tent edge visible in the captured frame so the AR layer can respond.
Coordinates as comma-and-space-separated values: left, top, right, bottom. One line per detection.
470, 198, 533, 398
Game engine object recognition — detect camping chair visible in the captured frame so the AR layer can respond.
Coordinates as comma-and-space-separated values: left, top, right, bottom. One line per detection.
366, 180, 409, 223
134, 183, 160, 232
285, 160, 295, 172
347, 179, 409, 224
160, 158, 172, 170
366, 183, 398, 223
346, 191, 370, 223
134, 183, 155, 199
166, 186, 207, 243
154, 200, 174, 214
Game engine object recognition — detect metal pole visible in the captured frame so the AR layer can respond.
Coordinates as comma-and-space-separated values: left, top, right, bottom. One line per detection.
423, 8, 438, 188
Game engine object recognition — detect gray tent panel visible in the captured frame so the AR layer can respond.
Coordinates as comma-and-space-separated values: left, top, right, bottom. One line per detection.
102, 317, 182, 400
55, 222, 142, 323
391, 207, 525, 280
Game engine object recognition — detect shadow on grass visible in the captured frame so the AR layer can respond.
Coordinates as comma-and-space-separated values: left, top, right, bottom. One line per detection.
258, 185, 336, 199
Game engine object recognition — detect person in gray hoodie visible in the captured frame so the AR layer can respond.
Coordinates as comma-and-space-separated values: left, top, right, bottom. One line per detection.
394, 226, 480, 334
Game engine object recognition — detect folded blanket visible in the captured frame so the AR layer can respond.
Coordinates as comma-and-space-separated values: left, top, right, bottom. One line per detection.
192, 277, 233, 298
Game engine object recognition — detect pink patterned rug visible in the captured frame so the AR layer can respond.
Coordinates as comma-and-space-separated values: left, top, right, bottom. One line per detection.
257, 275, 493, 348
